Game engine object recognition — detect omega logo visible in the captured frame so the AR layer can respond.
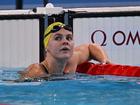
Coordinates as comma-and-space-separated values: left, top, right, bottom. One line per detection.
91, 30, 140, 46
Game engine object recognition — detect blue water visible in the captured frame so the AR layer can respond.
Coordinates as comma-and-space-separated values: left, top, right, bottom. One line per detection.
0, 68, 140, 105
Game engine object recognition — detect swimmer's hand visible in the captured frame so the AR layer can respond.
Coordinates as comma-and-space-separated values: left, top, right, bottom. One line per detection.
100, 59, 112, 65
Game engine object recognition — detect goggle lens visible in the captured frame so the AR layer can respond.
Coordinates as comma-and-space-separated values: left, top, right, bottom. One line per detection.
44, 25, 72, 38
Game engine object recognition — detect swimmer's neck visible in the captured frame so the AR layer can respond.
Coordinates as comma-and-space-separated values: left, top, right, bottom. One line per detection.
44, 58, 68, 75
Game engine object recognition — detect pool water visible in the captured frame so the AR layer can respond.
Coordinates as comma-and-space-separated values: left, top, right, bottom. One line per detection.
0, 68, 140, 105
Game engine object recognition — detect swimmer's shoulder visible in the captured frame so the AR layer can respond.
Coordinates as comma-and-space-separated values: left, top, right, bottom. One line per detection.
19, 63, 45, 79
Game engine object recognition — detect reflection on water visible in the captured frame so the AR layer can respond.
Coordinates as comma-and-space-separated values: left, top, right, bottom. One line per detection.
0, 67, 140, 105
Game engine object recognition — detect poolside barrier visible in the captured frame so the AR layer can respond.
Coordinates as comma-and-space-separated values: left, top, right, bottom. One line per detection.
77, 62, 140, 77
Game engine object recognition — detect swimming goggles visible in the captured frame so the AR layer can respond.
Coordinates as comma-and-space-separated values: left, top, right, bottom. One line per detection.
44, 24, 73, 38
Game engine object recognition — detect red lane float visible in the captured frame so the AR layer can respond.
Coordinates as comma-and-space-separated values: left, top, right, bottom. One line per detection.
76, 62, 140, 77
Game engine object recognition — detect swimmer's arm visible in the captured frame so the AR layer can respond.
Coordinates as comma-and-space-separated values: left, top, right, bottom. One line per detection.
88, 43, 111, 64
74, 44, 91, 64
74, 43, 111, 64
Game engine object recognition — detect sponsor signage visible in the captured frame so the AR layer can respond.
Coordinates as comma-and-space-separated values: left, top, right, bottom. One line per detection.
73, 16, 140, 65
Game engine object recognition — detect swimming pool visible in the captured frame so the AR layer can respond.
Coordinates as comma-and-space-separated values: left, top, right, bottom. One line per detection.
0, 68, 140, 105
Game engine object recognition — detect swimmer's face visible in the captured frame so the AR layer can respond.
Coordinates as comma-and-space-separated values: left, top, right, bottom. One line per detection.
47, 28, 74, 59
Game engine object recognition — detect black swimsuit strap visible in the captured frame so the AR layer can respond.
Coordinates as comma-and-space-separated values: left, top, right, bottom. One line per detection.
39, 63, 49, 74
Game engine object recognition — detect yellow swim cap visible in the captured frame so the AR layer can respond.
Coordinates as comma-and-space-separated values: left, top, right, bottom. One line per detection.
44, 22, 65, 48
